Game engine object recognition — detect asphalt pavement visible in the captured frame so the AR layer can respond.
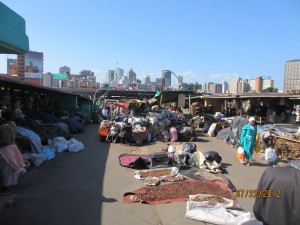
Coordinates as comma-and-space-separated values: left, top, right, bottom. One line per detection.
0, 124, 270, 225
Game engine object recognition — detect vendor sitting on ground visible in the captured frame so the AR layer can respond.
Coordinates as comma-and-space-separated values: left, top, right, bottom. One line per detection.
0, 108, 26, 195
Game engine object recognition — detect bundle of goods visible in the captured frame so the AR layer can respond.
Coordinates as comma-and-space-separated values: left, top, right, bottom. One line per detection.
274, 134, 300, 160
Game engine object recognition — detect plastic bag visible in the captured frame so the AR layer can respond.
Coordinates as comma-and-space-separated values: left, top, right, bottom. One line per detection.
67, 138, 84, 152
237, 146, 244, 160
48, 137, 68, 153
182, 143, 197, 154
265, 147, 277, 162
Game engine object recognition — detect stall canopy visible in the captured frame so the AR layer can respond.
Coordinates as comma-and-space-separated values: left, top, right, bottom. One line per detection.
0, 2, 29, 54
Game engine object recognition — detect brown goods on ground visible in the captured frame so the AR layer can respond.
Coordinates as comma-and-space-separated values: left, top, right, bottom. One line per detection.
195, 171, 224, 181
161, 175, 184, 182
136, 180, 232, 201
144, 177, 160, 186
138, 168, 174, 178
192, 196, 228, 203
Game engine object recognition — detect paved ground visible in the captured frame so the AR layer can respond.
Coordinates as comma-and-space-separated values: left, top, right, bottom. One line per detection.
0, 124, 270, 225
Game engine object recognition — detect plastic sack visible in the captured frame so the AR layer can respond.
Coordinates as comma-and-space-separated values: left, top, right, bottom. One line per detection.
265, 147, 277, 162
237, 146, 244, 160
205, 151, 222, 164
68, 138, 84, 152
42, 147, 56, 160
169, 127, 178, 142
182, 143, 197, 154
254, 133, 262, 153
48, 137, 68, 153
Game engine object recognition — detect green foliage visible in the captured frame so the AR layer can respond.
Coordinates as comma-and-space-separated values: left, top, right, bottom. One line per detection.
261, 87, 278, 93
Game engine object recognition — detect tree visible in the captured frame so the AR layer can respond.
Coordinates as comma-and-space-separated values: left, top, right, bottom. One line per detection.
261, 87, 278, 93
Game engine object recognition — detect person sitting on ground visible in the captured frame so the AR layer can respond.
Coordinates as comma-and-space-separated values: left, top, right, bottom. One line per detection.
240, 117, 257, 166
0, 109, 26, 195
253, 159, 300, 225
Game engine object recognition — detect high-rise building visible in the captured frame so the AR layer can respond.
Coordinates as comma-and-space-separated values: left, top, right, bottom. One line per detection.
262, 76, 274, 90
59, 66, 71, 74
177, 75, 183, 85
115, 67, 124, 79
127, 68, 136, 83
79, 70, 94, 77
7, 58, 17, 75
43, 72, 52, 87
284, 59, 300, 92
249, 76, 274, 92
142, 75, 150, 85
221, 81, 229, 93
162, 70, 172, 87
229, 77, 240, 94
105, 70, 115, 83
204, 82, 214, 92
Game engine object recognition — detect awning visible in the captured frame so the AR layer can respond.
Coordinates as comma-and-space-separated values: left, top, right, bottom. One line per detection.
0, 2, 29, 54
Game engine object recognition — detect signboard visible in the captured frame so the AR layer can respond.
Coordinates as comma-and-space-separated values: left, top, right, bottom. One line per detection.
53, 73, 68, 80
24, 51, 43, 78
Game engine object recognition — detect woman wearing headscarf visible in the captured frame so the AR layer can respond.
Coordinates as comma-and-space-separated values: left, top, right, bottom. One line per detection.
240, 117, 257, 166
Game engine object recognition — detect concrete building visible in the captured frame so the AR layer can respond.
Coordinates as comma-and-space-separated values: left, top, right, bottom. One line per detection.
162, 70, 172, 88
284, 59, 300, 92
221, 81, 229, 93
127, 68, 136, 83
177, 75, 183, 85
43, 72, 52, 87
249, 76, 274, 92
79, 70, 94, 77
142, 75, 150, 85
105, 70, 115, 83
7, 58, 17, 75
229, 77, 240, 94
59, 66, 71, 74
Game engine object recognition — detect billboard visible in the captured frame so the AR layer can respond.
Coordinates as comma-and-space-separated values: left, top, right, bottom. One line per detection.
24, 51, 43, 78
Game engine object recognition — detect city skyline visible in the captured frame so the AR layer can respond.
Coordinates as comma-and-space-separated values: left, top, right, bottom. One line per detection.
0, 0, 300, 91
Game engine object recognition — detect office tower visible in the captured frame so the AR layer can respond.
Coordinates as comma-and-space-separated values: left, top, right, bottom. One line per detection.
177, 75, 183, 85
142, 75, 150, 85
115, 67, 124, 79
105, 70, 115, 83
59, 66, 71, 74
284, 59, 300, 92
221, 81, 229, 93
7, 58, 17, 75
127, 68, 136, 83
162, 70, 172, 87
229, 77, 240, 94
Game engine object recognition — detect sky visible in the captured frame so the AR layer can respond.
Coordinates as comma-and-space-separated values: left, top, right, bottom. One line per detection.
1, 0, 300, 90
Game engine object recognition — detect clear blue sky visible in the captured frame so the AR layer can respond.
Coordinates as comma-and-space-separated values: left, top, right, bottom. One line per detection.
1, 0, 300, 90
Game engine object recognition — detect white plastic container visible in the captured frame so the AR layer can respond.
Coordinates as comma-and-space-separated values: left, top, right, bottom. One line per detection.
168, 145, 176, 153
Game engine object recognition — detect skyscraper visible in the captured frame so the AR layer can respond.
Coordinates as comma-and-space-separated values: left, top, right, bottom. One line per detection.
59, 66, 71, 74
162, 70, 172, 87
142, 75, 150, 85
127, 68, 136, 83
7, 58, 17, 75
105, 70, 115, 83
284, 59, 300, 92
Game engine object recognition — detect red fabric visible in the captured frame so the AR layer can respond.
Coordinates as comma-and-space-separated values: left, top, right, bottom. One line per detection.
123, 179, 237, 205
116, 102, 128, 109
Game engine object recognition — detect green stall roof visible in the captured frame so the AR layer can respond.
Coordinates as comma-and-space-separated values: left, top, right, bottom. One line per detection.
0, 2, 29, 54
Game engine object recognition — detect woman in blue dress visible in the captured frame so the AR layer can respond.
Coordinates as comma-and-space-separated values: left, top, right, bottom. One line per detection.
240, 117, 257, 166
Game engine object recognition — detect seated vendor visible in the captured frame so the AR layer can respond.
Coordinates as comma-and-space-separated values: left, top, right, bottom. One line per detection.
0, 109, 26, 195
